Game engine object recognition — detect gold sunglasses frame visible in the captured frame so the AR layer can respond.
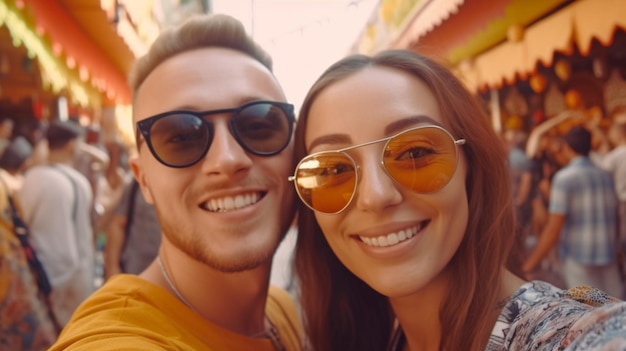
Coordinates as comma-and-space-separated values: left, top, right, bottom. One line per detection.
289, 125, 466, 214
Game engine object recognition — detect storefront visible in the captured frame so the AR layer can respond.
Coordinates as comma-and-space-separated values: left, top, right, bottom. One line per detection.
354, 0, 626, 133
0, 0, 157, 142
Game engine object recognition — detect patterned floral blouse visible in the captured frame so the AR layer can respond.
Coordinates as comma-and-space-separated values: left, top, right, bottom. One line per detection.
487, 280, 626, 350
389, 281, 626, 350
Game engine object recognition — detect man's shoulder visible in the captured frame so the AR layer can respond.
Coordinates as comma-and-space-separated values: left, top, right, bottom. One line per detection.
552, 166, 575, 184
51, 279, 305, 351
65, 275, 164, 319
21, 166, 66, 195
23, 165, 56, 180
50, 275, 187, 350
554, 160, 611, 183
23, 165, 85, 185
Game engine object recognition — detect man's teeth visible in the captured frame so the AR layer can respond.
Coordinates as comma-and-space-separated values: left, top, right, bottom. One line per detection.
359, 224, 424, 247
206, 193, 260, 212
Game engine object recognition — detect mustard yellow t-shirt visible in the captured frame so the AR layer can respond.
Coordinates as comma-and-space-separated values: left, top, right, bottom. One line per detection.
49, 275, 303, 350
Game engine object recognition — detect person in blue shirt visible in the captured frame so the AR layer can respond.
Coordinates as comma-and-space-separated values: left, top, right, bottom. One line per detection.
524, 125, 623, 298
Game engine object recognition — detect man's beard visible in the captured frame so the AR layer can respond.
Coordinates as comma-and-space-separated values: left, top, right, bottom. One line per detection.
153, 203, 282, 273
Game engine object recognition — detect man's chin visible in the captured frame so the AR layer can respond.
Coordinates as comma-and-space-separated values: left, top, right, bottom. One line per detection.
188, 241, 277, 274
196, 252, 273, 273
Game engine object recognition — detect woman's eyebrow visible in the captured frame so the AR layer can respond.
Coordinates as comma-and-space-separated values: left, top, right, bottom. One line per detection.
307, 115, 441, 150
384, 115, 441, 135
307, 133, 351, 151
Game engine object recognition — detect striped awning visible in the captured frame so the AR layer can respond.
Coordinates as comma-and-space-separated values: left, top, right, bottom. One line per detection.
393, 0, 465, 49
457, 0, 626, 91
26, 0, 133, 104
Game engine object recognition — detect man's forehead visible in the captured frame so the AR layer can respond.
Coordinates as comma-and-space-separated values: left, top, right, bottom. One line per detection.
147, 47, 267, 81
133, 47, 282, 121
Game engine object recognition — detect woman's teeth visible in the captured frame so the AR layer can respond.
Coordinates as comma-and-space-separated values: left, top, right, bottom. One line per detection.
359, 222, 427, 247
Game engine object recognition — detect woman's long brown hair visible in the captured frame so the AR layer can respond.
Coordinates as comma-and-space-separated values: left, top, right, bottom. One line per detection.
294, 50, 516, 351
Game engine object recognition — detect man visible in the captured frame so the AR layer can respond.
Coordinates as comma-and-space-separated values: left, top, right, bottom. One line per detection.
18, 120, 95, 326
0, 136, 33, 200
600, 120, 626, 281
0, 137, 60, 349
503, 129, 533, 274
104, 178, 161, 278
50, 14, 302, 350
523, 126, 622, 298
0, 116, 15, 156
504, 130, 533, 224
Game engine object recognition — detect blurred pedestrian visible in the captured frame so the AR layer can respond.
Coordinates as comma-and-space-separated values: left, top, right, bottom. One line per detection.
94, 140, 128, 235
503, 129, 533, 275
523, 126, 623, 298
0, 116, 15, 156
600, 120, 626, 279
18, 120, 95, 326
104, 178, 160, 278
0, 136, 33, 196
0, 136, 60, 350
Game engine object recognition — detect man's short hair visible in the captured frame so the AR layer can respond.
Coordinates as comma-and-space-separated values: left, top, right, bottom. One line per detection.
46, 120, 81, 150
129, 14, 273, 95
563, 125, 592, 156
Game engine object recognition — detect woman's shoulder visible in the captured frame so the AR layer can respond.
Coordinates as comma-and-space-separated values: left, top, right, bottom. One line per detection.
507, 281, 619, 308
490, 280, 626, 350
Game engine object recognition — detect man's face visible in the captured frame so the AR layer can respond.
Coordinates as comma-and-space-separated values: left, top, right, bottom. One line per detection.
131, 48, 296, 272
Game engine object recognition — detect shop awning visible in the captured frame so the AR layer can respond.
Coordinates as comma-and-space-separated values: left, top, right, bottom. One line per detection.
393, 0, 465, 49
459, 0, 626, 92
0, 0, 101, 107
26, 0, 133, 105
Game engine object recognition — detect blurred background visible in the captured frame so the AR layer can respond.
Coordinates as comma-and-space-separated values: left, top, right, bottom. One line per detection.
1, 0, 625, 147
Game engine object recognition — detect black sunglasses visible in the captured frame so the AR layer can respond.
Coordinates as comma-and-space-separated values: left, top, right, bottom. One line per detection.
136, 100, 295, 168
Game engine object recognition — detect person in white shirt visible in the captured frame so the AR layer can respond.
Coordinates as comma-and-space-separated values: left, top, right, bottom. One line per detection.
18, 120, 95, 326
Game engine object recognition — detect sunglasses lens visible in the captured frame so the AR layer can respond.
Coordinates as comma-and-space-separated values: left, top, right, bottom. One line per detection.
294, 152, 356, 213
384, 127, 457, 193
232, 103, 292, 155
149, 114, 210, 167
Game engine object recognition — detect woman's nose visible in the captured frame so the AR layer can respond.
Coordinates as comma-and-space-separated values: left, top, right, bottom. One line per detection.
353, 153, 403, 213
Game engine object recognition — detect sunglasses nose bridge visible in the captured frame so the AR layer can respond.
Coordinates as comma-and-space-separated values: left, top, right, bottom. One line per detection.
351, 165, 403, 214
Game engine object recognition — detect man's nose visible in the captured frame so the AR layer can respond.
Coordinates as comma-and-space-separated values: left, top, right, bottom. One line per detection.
199, 121, 253, 177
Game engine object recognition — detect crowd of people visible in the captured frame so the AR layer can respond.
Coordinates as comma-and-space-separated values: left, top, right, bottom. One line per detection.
502, 109, 626, 299
0, 117, 162, 349
1, 12, 626, 351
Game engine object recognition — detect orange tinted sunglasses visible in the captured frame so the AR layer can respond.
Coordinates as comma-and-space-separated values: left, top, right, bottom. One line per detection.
289, 125, 466, 214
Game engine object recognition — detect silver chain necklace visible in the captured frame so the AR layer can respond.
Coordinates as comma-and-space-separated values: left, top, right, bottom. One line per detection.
157, 255, 195, 309
156, 256, 286, 351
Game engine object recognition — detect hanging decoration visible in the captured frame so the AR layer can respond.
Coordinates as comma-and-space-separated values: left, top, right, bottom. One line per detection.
529, 73, 547, 93
505, 114, 523, 130
554, 60, 571, 81
592, 57, 607, 80
0, 0, 99, 107
565, 89, 583, 109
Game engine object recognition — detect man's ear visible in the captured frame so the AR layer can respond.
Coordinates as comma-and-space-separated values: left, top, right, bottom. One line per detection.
130, 156, 154, 205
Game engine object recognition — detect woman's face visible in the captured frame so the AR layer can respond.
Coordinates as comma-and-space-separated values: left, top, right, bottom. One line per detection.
304, 66, 469, 297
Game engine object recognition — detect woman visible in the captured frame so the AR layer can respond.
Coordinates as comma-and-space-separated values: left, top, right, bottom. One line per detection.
291, 50, 626, 351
